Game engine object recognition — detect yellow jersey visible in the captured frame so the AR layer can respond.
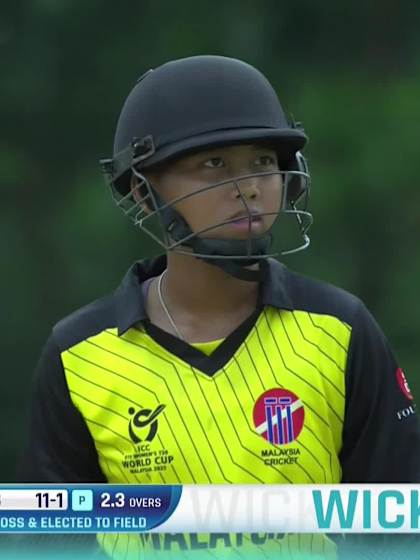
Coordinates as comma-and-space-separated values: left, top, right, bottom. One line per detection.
19, 256, 420, 558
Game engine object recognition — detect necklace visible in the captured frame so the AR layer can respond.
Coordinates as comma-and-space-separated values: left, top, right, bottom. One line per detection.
157, 270, 185, 340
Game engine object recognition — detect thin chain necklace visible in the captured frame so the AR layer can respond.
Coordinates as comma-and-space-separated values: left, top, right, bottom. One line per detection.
157, 270, 185, 341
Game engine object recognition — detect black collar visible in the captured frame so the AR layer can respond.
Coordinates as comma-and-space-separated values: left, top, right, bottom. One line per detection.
115, 255, 293, 336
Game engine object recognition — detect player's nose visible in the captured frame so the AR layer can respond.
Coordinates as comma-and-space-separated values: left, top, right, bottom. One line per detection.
230, 175, 261, 201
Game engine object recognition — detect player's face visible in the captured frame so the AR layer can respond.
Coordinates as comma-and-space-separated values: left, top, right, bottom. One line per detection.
147, 144, 283, 240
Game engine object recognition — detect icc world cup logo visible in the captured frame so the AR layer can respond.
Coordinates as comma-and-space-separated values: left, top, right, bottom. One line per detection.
128, 404, 166, 443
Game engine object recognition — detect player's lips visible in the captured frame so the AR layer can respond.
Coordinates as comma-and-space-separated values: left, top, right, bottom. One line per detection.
225, 209, 263, 231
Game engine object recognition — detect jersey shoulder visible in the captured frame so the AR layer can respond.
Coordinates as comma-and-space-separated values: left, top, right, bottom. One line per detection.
51, 293, 117, 352
283, 266, 363, 326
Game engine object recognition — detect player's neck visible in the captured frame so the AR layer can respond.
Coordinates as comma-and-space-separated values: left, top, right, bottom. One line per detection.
164, 252, 259, 317
145, 253, 260, 342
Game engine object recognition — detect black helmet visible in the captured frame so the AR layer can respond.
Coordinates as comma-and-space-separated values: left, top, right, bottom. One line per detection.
101, 55, 312, 281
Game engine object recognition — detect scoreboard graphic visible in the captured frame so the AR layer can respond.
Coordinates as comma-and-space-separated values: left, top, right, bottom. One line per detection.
0, 486, 181, 532
1, 485, 420, 533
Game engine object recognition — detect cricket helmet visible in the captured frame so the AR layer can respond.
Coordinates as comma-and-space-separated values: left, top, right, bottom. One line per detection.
101, 55, 312, 281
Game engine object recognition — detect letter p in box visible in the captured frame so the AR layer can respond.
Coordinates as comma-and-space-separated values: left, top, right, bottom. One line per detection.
72, 490, 93, 511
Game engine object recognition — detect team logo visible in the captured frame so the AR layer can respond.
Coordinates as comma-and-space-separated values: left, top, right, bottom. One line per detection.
128, 404, 166, 443
253, 388, 304, 445
396, 368, 414, 401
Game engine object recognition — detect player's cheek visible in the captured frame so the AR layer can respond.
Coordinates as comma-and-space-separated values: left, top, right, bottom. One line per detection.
180, 199, 214, 234
264, 182, 282, 214
262, 194, 280, 230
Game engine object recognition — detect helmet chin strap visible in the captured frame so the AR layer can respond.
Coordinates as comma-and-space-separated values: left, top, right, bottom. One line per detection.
189, 237, 271, 282
197, 256, 267, 282
151, 187, 272, 282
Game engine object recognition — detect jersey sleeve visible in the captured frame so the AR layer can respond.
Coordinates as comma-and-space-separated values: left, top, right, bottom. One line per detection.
17, 334, 106, 483
339, 302, 420, 482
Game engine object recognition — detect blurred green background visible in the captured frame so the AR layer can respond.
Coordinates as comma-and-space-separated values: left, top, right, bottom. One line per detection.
2, 1, 420, 481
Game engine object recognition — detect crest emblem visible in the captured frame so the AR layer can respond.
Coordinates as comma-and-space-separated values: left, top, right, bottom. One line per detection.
253, 388, 304, 445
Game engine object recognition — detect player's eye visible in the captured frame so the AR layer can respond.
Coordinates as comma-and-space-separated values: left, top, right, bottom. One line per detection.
255, 155, 277, 167
204, 157, 225, 168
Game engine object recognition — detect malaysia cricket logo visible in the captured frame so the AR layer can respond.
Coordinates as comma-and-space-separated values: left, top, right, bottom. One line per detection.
253, 388, 304, 445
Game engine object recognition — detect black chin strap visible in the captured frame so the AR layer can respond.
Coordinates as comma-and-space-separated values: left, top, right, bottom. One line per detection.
189, 236, 272, 282
203, 257, 268, 282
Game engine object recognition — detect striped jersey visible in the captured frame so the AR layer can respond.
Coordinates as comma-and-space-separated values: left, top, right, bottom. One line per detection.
19, 256, 420, 559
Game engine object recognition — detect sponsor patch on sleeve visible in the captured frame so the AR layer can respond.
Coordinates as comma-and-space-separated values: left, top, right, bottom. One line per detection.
396, 367, 414, 401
